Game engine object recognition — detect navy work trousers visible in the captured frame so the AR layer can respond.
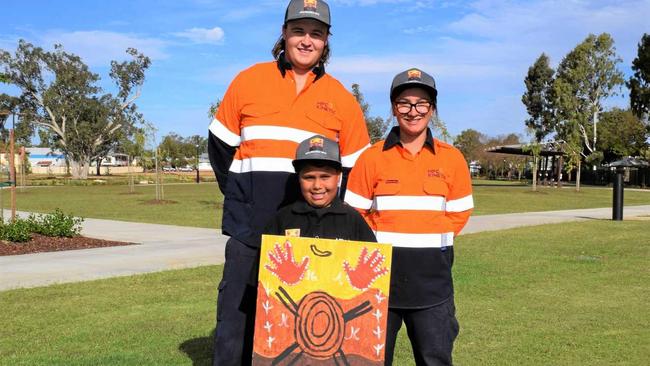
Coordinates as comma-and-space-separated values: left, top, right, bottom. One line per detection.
212, 237, 259, 366
384, 298, 459, 366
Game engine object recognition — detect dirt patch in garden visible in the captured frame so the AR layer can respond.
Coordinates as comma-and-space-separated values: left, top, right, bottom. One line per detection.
0, 234, 135, 256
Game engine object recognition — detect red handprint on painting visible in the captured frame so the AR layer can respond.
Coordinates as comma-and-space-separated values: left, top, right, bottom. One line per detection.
265, 240, 310, 285
343, 247, 389, 290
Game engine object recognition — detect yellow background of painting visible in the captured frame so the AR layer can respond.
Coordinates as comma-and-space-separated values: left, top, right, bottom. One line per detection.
259, 235, 393, 301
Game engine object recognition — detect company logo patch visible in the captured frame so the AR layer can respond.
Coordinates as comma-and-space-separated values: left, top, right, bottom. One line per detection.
304, 0, 317, 11
407, 69, 422, 80
316, 101, 336, 114
427, 169, 445, 178
309, 137, 324, 151
285, 228, 301, 237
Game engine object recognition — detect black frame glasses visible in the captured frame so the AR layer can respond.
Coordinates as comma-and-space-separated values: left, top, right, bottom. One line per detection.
394, 101, 432, 114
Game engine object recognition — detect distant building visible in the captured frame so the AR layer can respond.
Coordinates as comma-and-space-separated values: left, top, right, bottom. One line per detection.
198, 153, 211, 171
25, 147, 66, 168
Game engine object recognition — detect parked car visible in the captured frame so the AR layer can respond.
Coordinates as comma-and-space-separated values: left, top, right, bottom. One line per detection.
177, 166, 194, 172
162, 166, 176, 172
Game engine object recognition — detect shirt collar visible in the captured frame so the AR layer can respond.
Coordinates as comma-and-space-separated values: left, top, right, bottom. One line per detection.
383, 126, 436, 153
276, 52, 326, 81
291, 196, 347, 215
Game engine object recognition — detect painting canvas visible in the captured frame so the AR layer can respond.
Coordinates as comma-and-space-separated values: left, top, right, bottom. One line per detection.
253, 235, 393, 365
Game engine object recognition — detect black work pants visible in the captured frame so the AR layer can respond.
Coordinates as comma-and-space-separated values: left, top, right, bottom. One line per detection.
384, 298, 459, 366
212, 237, 259, 366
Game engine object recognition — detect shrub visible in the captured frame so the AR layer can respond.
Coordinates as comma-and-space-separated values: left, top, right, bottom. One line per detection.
0, 218, 33, 242
28, 209, 84, 237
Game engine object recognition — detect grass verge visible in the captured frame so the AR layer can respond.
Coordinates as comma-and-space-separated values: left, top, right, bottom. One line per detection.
3, 183, 648, 228
1, 220, 648, 365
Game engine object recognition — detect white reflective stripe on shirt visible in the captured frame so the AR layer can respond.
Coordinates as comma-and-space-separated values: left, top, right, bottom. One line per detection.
229, 157, 294, 174
445, 194, 474, 212
344, 190, 373, 210
241, 125, 319, 143
341, 143, 370, 168
375, 195, 446, 211
375, 231, 454, 248
209, 118, 241, 147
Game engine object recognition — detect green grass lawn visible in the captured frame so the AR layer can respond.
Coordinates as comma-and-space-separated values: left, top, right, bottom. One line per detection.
1, 182, 648, 227
1, 220, 648, 365
1, 183, 222, 228
472, 184, 650, 215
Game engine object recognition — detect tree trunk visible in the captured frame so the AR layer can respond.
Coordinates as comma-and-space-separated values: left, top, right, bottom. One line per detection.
575, 158, 581, 192
96, 158, 101, 176
532, 156, 538, 192
70, 158, 90, 179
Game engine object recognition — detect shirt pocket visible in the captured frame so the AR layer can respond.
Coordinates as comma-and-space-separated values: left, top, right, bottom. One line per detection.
423, 177, 449, 198
306, 108, 343, 132
240, 103, 280, 125
373, 180, 401, 213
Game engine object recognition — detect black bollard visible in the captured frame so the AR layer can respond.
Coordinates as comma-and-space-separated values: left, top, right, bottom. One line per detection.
612, 168, 624, 220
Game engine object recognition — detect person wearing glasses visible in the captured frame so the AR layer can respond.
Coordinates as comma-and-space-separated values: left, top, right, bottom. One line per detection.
208, 1, 370, 365
345, 68, 473, 365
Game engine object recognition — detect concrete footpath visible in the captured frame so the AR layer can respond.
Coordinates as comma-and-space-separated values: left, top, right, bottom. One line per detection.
1, 205, 649, 291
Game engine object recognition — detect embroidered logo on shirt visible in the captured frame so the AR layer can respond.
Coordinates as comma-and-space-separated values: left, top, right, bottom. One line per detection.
427, 169, 445, 178
285, 228, 301, 237
316, 101, 336, 115
385, 179, 399, 184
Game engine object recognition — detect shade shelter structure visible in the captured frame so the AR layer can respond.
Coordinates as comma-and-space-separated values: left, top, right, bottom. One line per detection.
485, 143, 565, 185
606, 157, 650, 221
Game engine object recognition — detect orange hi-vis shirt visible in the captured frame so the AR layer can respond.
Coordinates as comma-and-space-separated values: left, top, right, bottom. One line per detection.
208, 59, 370, 246
211, 61, 369, 174
345, 127, 473, 307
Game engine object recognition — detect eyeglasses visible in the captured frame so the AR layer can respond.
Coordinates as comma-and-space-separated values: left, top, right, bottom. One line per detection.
394, 101, 432, 114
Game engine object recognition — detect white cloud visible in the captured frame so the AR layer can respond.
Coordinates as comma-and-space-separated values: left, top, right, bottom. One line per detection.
41, 31, 169, 66
173, 27, 225, 45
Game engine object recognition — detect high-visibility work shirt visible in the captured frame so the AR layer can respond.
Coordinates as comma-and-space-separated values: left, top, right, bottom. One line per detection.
345, 127, 473, 307
209, 58, 370, 247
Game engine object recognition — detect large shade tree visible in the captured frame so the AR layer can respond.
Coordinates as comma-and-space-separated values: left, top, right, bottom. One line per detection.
522, 53, 557, 191
522, 53, 556, 142
0, 40, 150, 178
628, 33, 650, 122
553, 33, 624, 190
597, 108, 648, 161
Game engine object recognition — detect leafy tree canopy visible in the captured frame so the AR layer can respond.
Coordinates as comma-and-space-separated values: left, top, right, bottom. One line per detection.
0, 40, 150, 178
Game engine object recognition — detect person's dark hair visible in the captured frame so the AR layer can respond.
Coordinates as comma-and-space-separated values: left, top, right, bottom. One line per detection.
295, 160, 341, 174
272, 25, 331, 65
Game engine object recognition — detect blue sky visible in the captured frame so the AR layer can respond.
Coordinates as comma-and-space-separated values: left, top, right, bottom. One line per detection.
1, 0, 649, 142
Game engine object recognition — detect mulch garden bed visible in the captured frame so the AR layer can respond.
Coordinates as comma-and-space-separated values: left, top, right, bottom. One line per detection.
0, 234, 135, 256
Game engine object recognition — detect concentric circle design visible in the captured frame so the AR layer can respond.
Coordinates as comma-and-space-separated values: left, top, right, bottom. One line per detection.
294, 291, 345, 359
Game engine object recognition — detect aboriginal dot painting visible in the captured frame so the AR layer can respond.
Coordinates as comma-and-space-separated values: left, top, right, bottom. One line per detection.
253, 235, 393, 365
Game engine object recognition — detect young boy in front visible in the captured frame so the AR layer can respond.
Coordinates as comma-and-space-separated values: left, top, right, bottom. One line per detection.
264, 135, 376, 242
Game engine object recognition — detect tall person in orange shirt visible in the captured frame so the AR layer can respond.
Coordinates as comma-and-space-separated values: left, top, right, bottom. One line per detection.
208, 1, 370, 365
345, 68, 473, 365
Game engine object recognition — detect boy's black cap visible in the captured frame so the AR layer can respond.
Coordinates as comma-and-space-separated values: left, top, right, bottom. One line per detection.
390, 68, 438, 102
292, 135, 341, 172
284, 0, 331, 27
